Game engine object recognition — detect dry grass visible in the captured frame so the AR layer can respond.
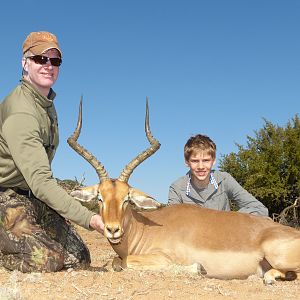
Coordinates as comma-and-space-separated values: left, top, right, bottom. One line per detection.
273, 197, 300, 228
1, 181, 300, 299
1, 226, 300, 300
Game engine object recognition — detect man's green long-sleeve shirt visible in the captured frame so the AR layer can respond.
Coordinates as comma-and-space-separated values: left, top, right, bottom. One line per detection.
0, 80, 95, 229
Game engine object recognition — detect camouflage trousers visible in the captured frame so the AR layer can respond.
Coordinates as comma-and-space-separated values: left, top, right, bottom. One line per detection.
0, 191, 91, 273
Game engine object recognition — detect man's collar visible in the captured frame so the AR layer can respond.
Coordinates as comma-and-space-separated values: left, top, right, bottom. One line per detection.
21, 79, 56, 108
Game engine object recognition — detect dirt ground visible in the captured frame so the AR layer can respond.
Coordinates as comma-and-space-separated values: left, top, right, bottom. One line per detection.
0, 225, 299, 300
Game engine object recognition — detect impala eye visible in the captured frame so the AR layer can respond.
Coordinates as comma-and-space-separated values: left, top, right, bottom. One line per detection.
123, 198, 129, 205
122, 193, 132, 207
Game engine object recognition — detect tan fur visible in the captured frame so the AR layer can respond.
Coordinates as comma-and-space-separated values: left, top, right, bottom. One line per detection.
68, 100, 300, 284
72, 180, 300, 285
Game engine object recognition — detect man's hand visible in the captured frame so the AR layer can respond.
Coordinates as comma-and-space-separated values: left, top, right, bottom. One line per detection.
89, 214, 104, 234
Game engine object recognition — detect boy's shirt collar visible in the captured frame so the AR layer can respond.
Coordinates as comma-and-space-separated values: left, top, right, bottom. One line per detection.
185, 172, 219, 196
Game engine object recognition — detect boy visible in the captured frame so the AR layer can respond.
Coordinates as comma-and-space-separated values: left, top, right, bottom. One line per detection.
168, 134, 268, 216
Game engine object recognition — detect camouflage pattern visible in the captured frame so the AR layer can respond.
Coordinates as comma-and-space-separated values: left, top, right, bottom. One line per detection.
0, 190, 91, 272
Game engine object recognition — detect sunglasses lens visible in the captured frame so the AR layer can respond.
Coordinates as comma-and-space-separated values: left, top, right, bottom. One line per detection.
30, 56, 47, 64
50, 58, 62, 66
29, 56, 62, 67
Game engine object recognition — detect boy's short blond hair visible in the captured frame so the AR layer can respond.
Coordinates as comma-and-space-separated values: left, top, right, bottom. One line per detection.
184, 134, 216, 161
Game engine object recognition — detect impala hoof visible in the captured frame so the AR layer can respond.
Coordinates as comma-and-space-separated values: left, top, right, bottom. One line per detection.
197, 263, 207, 276
112, 257, 123, 272
263, 278, 275, 285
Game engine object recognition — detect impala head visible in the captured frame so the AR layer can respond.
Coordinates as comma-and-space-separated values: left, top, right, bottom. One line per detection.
68, 97, 162, 243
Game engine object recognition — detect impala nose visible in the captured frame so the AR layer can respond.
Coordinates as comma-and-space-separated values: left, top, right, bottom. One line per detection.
106, 225, 121, 235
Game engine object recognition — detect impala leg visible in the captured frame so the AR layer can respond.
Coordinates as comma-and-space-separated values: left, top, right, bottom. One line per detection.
116, 253, 173, 271
263, 269, 286, 285
112, 256, 123, 272
169, 262, 207, 275
261, 258, 298, 285
261, 235, 300, 284
112, 254, 206, 275
263, 269, 297, 285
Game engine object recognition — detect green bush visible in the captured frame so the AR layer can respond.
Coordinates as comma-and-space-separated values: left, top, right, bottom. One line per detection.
219, 115, 300, 217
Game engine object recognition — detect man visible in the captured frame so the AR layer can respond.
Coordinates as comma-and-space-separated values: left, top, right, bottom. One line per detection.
0, 31, 104, 272
168, 134, 269, 216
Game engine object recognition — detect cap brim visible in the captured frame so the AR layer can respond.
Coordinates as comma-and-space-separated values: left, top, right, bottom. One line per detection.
30, 42, 62, 57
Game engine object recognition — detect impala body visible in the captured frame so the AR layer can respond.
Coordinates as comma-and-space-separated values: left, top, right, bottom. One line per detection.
68, 98, 300, 284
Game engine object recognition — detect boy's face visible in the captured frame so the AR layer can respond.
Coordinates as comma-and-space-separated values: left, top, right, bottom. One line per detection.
185, 150, 215, 185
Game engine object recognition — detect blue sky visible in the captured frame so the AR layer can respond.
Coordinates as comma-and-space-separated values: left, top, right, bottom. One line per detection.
1, 1, 299, 203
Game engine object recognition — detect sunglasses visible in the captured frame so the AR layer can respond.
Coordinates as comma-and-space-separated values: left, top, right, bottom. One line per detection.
28, 55, 62, 67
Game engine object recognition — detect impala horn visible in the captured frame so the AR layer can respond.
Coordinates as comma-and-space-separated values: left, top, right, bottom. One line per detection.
118, 97, 161, 182
67, 96, 109, 183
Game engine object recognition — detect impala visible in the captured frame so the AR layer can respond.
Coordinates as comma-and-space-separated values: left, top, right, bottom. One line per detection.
68, 97, 300, 284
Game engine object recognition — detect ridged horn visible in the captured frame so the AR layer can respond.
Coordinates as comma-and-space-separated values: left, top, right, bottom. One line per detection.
118, 97, 161, 182
67, 96, 109, 182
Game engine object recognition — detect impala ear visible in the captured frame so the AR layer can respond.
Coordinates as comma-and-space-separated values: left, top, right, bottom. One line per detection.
127, 188, 163, 211
70, 184, 99, 202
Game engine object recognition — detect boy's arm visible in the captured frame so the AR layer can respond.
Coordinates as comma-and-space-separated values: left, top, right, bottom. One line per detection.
226, 173, 269, 216
168, 184, 183, 205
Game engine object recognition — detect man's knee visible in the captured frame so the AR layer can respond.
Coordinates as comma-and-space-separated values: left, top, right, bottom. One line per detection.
2, 248, 65, 273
